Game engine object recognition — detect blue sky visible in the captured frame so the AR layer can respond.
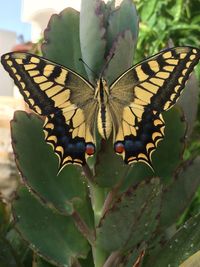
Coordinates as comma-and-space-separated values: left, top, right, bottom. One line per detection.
0, 0, 31, 42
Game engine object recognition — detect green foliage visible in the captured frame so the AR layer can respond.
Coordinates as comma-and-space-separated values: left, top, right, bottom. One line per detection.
1, 1, 200, 267
134, 0, 200, 63
144, 212, 200, 267
135, 0, 200, 236
42, 8, 87, 79
97, 178, 161, 252
13, 187, 90, 266
11, 111, 93, 225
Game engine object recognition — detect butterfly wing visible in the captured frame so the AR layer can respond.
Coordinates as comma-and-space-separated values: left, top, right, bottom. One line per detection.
109, 47, 200, 166
1, 52, 97, 169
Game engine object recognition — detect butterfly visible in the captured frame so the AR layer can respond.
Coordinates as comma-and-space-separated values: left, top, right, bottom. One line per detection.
1, 47, 200, 171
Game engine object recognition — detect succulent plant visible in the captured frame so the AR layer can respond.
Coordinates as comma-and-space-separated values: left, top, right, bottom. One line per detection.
1, 0, 200, 267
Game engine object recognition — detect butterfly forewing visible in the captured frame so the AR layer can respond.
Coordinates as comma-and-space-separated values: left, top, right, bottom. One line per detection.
110, 47, 200, 166
1, 52, 97, 169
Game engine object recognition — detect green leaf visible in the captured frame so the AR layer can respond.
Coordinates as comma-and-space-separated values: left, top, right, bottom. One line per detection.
97, 178, 161, 252
0, 200, 9, 234
34, 256, 56, 267
104, 30, 136, 85
178, 73, 200, 136
0, 237, 21, 267
160, 156, 200, 230
94, 139, 129, 188
42, 8, 87, 79
6, 228, 33, 266
12, 187, 90, 267
106, 0, 138, 51
80, 0, 106, 83
145, 213, 200, 267
11, 111, 94, 230
152, 108, 186, 180
140, 0, 158, 21
79, 250, 94, 267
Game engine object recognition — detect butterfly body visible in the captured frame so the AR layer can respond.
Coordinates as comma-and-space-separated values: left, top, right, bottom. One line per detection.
1, 47, 200, 171
95, 78, 113, 139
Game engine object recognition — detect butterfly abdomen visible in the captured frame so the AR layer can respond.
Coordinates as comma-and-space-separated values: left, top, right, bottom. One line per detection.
96, 79, 112, 139
97, 105, 112, 139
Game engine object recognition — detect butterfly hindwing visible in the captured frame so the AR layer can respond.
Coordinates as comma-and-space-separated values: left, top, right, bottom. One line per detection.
110, 47, 200, 166
1, 52, 97, 169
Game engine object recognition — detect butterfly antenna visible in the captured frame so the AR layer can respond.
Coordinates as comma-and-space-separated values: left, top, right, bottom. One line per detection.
79, 58, 98, 78
99, 52, 115, 78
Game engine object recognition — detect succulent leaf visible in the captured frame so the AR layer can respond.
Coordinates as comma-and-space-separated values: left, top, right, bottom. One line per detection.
0, 237, 21, 267
11, 111, 93, 230
80, 0, 106, 83
178, 73, 200, 136
34, 256, 55, 267
42, 8, 87, 79
79, 250, 95, 267
97, 178, 161, 252
12, 187, 90, 267
94, 139, 129, 187
104, 30, 136, 85
160, 156, 200, 230
0, 201, 9, 234
144, 213, 200, 267
106, 0, 138, 50
6, 228, 32, 266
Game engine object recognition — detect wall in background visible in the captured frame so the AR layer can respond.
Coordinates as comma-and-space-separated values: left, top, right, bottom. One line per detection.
0, 30, 16, 96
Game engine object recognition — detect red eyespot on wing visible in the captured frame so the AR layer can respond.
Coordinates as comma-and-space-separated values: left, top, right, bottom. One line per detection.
114, 142, 124, 154
86, 143, 95, 155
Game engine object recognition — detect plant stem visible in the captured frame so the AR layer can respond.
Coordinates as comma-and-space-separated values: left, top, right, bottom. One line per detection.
90, 183, 107, 267
90, 183, 106, 226
83, 164, 108, 266
92, 245, 107, 267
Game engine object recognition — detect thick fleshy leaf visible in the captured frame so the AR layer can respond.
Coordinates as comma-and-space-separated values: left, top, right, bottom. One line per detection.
178, 72, 200, 136
122, 107, 186, 191
42, 8, 87, 79
0, 237, 21, 267
34, 256, 55, 267
106, 0, 138, 50
0, 201, 9, 234
159, 156, 200, 230
79, 250, 94, 267
80, 0, 106, 83
145, 213, 200, 267
152, 108, 186, 180
94, 139, 129, 187
6, 228, 33, 266
97, 178, 161, 252
104, 30, 136, 85
11, 111, 94, 230
12, 187, 90, 267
